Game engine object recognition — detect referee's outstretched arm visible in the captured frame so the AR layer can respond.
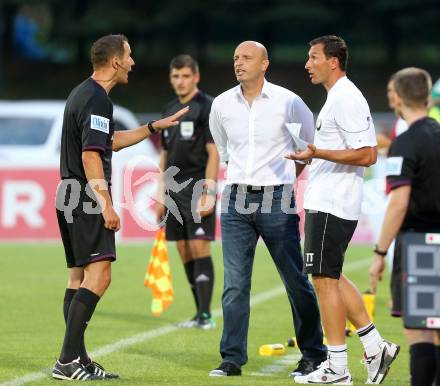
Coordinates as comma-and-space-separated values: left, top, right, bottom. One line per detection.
112, 106, 189, 151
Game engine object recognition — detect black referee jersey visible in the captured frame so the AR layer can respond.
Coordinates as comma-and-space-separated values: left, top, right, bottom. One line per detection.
386, 117, 440, 232
161, 91, 213, 182
60, 78, 114, 184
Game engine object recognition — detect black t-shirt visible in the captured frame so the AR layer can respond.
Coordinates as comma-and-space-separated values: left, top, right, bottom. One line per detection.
60, 78, 114, 183
161, 91, 213, 182
386, 117, 440, 231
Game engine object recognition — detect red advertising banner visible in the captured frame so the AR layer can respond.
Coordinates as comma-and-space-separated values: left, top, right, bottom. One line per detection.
0, 166, 375, 243
0, 169, 60, 239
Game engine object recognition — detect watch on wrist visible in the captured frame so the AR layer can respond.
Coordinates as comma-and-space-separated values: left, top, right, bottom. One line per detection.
147, 120, 157, 134
373, 245, 387, 257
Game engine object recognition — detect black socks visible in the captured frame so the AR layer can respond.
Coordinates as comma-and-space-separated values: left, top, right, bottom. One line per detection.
63, 289, 77, 323
410, 342, 436, 386
63, 289, 89, 363
183, 260, 199, 314
60, 288, 100, 363
436, 345, 440, 386
193, 256, 214, 317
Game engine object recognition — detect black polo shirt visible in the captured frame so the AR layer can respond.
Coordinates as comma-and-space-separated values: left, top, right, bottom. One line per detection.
386, 117, 440, 232
60, 78, 114, 183
161, 91, 213, 182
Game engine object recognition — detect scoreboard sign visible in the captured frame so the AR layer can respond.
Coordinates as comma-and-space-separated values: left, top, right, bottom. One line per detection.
402, 232, 440, 329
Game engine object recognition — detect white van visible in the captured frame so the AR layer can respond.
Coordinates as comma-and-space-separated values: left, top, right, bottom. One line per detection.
0, 100, 159, 168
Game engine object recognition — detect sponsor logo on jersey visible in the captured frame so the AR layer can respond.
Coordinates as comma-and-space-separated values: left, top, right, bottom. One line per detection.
316, 119, 322, 131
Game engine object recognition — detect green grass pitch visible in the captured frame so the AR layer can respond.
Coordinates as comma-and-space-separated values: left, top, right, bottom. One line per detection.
0, 243, 409, 385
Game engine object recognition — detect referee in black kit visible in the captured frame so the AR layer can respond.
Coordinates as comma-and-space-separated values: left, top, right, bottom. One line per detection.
156, 54, 219, 329
369, 68, 440, 386
53, 34, 188, 381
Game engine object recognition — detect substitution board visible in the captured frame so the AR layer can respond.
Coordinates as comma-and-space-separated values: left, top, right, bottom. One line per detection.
402, 232, 440, 329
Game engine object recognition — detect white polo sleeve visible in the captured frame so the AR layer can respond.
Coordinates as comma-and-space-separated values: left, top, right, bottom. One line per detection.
292, 96, 315, 144
209, 98, 229, 163
334, 94, 377, 149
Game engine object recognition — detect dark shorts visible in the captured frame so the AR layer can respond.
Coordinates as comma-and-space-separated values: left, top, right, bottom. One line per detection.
56, 180, 116, 268
304, 210, 358, 279
390, 233, 403, 317
165, 180, 216, 241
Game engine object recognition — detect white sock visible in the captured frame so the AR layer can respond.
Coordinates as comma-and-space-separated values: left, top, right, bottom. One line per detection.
327, 344, 348, 375
356, 323, 382, 357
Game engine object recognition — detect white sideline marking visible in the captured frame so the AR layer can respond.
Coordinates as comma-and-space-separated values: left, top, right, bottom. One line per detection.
274, 355, 302, 365
0, 257, 371, 386
250, 354, 301, 377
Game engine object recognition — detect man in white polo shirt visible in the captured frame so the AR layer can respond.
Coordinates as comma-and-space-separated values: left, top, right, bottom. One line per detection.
208, 41, 327, 378
287, 35, 399, 385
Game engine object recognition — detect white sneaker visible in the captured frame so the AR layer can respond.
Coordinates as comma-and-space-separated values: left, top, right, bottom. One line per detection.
362, 339, 400, 384
294, 359, 353, 385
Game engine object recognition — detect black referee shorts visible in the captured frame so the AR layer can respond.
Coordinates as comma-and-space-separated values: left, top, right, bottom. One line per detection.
304, 210, 358, 279
165, 182, 216, 242
56, 180, 116, 268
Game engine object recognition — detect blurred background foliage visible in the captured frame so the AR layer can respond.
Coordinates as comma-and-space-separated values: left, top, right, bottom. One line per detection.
0, 0, 439, 111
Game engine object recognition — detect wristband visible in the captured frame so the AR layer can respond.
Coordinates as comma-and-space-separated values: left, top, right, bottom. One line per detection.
373, 245, 387, 257
147, 120, 157, 134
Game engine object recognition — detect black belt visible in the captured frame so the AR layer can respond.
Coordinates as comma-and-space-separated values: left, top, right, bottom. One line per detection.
231, 184, 284, 193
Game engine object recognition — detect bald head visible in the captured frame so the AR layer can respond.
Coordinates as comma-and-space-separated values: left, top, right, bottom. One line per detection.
236, 41, 268, 60
233, 41, 269, 84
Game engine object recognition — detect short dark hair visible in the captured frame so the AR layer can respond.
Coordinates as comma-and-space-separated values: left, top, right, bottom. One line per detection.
309, 35, 348, 71
91, 34, 128, 69
169, 54, 199, 74
390, 67, 432, 108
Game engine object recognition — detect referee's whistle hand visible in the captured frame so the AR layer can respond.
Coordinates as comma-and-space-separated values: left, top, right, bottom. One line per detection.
152, 106, 190, 131
103, 206, 121, 232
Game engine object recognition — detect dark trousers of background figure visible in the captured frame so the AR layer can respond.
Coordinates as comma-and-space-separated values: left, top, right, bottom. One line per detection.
219, 185, 327, 367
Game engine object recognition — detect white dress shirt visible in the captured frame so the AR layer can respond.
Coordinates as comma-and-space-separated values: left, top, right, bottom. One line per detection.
209, 80, 315, 186
304, 76, 377, 220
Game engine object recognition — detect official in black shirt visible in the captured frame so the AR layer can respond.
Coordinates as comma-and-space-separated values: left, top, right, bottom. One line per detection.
53, 34, 188, 381
60, 78, 114, 184
369, 68, 440, 386
157, 55, 219, 329
162, 91, 214, 182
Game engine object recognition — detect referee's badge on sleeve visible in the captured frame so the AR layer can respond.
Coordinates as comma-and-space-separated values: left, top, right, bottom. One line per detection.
90, 114, 110, 134
180, 121, 194, 139
385, 156, 403, 176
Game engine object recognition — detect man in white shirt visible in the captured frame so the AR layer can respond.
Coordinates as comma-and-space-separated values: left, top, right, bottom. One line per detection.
287, 35, 399, 385
208, 41, 327, 378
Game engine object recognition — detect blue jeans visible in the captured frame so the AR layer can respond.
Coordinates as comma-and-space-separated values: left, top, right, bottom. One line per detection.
219, 185, 327, 367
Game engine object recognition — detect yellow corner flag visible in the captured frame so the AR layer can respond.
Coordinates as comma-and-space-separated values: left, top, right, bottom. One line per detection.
144, 228, 174, 316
